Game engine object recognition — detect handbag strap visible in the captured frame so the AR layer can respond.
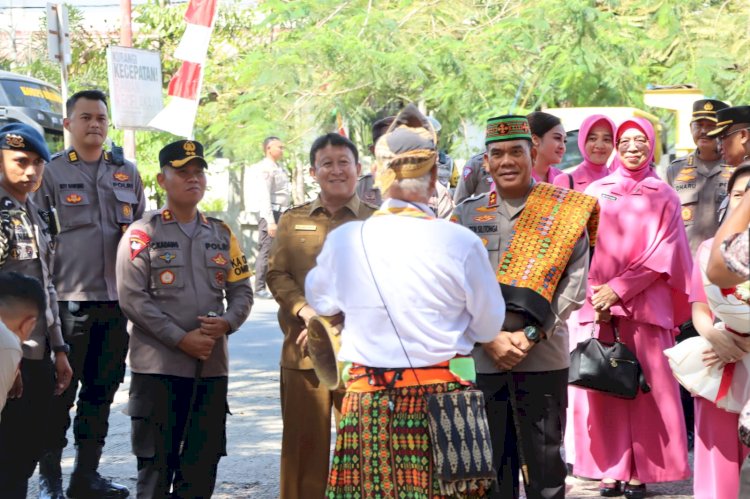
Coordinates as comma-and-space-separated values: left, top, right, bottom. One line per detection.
593, 317, 622, 343
359, 217, 428, 396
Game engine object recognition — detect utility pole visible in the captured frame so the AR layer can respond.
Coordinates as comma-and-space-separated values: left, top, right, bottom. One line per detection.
120, 0, 136, 162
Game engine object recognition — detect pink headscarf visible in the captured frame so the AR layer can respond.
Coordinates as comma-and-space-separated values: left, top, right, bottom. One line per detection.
553, 114, 615, 191
609, 117, 660, 188
581, 118, 692, 329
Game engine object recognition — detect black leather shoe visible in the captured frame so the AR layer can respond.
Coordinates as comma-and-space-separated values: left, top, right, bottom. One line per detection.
624, 483, 646, 499
599, 480, 624, 497
66, 473, 129, 498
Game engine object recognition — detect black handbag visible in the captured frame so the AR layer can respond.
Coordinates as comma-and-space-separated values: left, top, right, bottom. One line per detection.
568, 320, 651, 399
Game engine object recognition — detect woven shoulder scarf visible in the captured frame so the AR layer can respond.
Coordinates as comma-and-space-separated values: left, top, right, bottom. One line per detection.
496, 183, 599, 329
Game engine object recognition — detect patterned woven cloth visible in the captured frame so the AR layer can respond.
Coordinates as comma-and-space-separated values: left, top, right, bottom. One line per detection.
496, 182, 599, 303
326, 382, 489, 498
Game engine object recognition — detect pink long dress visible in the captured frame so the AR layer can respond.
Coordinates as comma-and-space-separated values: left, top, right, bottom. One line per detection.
573, 118, 692, 483
555, 114, 616, 466
690, 238, 750, 499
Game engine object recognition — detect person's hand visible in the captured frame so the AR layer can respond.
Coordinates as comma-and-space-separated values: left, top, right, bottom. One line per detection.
703, 328, 746, 367
54, 352, 73, 395
268, 223, 278, 238
591, 283, 620, 311
482, 331, 528, 371
178, 328, 216, 361
732, 334, 750, 354
297, 305, 317, 327
8, 371, 22, 399
296, 328, 309, 355
198, 315, 231, 339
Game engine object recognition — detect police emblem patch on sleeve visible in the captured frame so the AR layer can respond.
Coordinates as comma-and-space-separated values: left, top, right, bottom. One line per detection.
129, 229, 151, 260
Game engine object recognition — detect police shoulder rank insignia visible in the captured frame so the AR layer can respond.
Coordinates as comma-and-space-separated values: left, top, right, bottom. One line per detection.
113, 172, 130, 182
68, 150, 78, 162
487, 191, 498, 207
162, 210, 174, 222
129, 229, 151, 260
212, 253, 228, 266
0, 197, 13, 209
66, 193, 83, 204
159, 270, 175, 285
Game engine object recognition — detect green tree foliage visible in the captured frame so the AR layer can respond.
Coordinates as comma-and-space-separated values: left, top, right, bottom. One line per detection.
4, 0, 750, 188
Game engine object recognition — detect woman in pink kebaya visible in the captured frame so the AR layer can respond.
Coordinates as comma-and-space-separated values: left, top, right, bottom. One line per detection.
528, 111, 566, 184
573, 118, 692, 499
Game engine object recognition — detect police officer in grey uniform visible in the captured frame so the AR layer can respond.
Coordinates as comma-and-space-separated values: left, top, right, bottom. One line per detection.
36, 90, 144, 498
116, 140, 253, 498
666, 98, 733, 254
453, 151, 494, 204
0, 123, 72, 498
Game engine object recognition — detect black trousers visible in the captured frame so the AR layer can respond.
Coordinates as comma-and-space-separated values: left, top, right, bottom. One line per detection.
476, 369, 568, 499
129, 373, 229, 499
0, 357, 54, 499
44, 301, 129, 451
254, 212, 281, 292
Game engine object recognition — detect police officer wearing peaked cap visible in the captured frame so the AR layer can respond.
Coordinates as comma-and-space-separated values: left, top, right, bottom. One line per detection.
35, 89, 145, 498
0, 122, 73, 499
116, 139, 253, 498
666, 99, 733, 254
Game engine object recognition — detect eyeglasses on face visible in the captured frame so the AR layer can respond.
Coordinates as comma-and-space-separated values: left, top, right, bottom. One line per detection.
617, 136, 649, 148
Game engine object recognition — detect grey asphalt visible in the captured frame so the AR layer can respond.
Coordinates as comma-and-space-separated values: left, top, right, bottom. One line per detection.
27, 298, 694, 498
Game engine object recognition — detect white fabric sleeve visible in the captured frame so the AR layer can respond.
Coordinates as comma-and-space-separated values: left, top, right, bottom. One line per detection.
304, 236, 341, 316
463, 237, 506, 343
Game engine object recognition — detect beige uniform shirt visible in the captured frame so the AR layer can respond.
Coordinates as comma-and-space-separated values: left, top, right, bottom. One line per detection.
666, 151, 733, 254
244, 157, 291, 223
116, 209, 253, 378
451, 188, 589, 373
35, 148, 146, 301
267, 195, 377, 370
0, 188, 65, 359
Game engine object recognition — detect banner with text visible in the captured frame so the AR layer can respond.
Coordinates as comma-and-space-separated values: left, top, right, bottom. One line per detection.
107, 46, 163, 130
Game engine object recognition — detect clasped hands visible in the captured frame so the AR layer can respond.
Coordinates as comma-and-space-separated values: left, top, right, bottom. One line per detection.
482, 330, 536, 371
702, 328, 750, 368
177, 315, 231, 361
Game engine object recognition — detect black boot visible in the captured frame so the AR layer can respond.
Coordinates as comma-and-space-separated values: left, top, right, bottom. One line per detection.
65, 443, 129, 498
38, 449, 66, 499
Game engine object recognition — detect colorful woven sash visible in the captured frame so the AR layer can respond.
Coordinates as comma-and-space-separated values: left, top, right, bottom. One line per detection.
496, 183, 599, 328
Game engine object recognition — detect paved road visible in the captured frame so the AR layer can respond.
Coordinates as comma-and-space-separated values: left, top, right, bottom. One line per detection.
28, 298, 694, 498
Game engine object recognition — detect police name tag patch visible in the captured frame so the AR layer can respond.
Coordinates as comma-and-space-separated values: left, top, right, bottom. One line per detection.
601, 194, 617, 201
294, 224, 317, 231
129, 229, 151, 260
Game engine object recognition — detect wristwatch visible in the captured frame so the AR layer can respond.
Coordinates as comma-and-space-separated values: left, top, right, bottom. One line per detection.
523, 326, 541, 344
52, 344, 70, 355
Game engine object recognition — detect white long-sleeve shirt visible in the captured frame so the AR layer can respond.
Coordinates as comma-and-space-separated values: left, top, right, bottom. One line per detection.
305, 199, 505, 368
0, 320, 22, 420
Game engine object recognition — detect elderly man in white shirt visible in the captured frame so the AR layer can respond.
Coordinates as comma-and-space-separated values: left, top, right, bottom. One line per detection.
305, 104, 506, 498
